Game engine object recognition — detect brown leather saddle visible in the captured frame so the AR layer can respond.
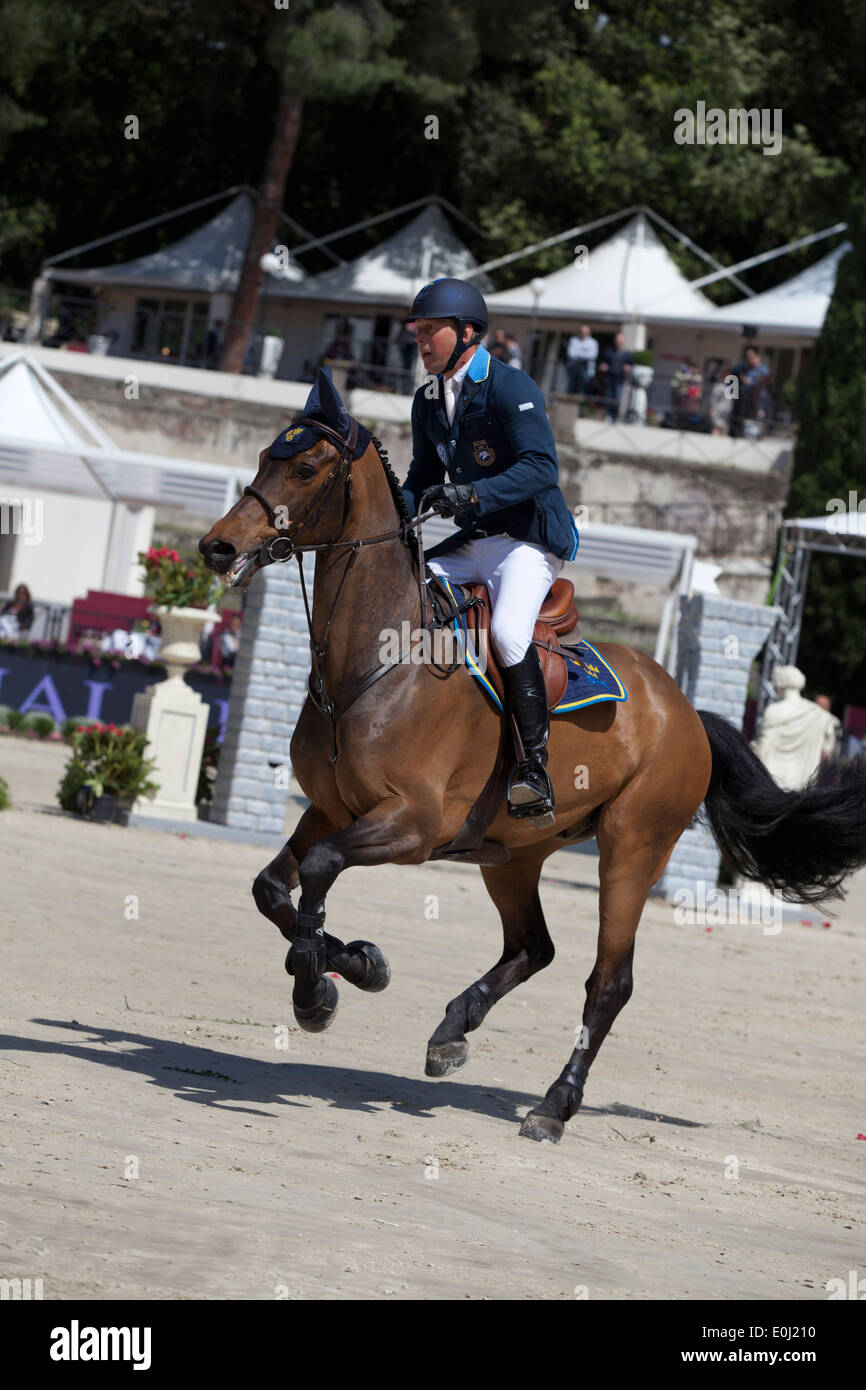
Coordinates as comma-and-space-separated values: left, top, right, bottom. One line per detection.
464, 577, 580, 710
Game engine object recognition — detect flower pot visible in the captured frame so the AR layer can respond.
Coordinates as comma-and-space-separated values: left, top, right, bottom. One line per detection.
151, 605, 215, 686
75, 786, 118, 822
631, 364, 654, 390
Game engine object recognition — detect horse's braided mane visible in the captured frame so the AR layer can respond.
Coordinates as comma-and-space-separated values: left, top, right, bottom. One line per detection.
370, 433, 412, 534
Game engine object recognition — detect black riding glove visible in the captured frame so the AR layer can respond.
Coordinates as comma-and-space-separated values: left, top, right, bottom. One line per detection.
426, 483, 479, 520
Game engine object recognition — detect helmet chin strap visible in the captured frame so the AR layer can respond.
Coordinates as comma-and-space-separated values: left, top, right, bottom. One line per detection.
442, 319, 484, 376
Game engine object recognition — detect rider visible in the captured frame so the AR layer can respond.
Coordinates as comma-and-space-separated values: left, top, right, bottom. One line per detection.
401, 277, 579, 823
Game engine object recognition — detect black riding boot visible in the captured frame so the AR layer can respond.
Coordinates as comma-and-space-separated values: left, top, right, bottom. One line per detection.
501, 644, 555, 826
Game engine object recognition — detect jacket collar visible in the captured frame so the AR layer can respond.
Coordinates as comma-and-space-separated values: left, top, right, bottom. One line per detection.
433, 345, 491, 431
467, 344, 491, 383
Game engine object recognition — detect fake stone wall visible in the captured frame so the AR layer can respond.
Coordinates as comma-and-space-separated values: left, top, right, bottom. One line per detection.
656, 594, 780, 901
209, 560, 311, 836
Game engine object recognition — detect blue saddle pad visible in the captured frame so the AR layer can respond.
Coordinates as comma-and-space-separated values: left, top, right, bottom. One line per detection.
435, 577, 628, 715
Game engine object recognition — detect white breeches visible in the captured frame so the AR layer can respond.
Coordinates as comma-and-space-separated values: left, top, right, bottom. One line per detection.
427, 535, 563, 667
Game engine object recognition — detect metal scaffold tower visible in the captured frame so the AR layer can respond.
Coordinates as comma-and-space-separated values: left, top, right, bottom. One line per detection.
757, 513, 866, 722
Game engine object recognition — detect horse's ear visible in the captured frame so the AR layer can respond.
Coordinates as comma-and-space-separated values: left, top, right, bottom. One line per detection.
306, 366, 350, 436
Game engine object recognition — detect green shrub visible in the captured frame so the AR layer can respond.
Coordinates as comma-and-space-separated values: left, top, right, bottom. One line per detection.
7, 710, 26, 731
24, 713, 55, 737
57, 722, 159, 812
61, 715, 99, 740
57, 758, 90, 813
0, 775, 9, 810
0, 705, 12, 728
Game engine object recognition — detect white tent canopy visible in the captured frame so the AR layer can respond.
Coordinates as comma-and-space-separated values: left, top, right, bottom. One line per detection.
44, 192, 307, 294
280, 203, 493, 305
0, 352, 246, 514
709, 242, 849, 336
486, 213, 716, 325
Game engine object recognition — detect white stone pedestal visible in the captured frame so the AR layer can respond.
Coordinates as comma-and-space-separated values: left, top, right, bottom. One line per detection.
131, 605, 213, 822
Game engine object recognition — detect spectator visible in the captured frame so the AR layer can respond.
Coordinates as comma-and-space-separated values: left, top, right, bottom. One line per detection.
708, 363, 734, 436
490, 328, 510, 363
670, 357, 703, 416
597, 331, 633, 422
730, 345, 772, 439
219, 614, 243, 668
815, 695, 842, 759
1, 582, 34, 633
565, 324, 599, 397
323, 320, 352, 362
505, 333, 523, 370
205, 319, 225, 369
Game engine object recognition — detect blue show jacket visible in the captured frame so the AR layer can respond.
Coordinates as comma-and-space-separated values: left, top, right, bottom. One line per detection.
401, 345, 579, 562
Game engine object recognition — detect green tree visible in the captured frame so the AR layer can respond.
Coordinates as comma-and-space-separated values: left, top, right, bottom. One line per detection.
785, 174, 866, 705
220, 0, 411, 372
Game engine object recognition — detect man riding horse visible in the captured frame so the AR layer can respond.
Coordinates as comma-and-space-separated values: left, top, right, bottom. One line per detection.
198, 293, 866, 1143
402, 277, 579, 825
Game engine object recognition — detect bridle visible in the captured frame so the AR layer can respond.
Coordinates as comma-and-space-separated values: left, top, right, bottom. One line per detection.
242, 415, 363, 563
239, 415, 468, 762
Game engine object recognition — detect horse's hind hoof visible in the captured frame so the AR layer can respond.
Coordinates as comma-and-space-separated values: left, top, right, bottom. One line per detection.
519, 1111, 564, 1144
344, 941, 391, 992
425, 1039, 469, 1077
293, 976, 339, 1033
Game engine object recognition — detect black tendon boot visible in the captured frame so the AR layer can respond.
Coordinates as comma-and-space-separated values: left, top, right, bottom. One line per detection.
500, 644, 555, 827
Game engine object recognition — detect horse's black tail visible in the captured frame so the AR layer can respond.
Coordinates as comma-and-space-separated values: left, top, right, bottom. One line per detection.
698, 710, 866, 906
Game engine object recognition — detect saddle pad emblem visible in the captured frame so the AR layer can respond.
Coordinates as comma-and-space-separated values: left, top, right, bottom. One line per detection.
472, 438, 496, 467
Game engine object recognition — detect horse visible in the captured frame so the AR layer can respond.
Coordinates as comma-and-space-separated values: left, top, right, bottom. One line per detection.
199, 415, 866, 1144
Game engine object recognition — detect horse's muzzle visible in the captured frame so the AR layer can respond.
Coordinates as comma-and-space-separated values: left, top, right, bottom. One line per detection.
199, 535, 237, 574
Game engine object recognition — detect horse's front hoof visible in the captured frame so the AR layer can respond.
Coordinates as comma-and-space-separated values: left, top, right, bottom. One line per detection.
519, 1110, 564, 1144
425, 1039, 469, 1077
344, 941, 391, 992
293, 975, 339, 1033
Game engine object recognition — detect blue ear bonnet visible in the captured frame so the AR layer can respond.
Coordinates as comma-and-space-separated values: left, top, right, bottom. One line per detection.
268, 367, 371, 460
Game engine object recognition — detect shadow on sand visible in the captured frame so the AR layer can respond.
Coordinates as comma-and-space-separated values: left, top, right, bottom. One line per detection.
5, 1018, 703, 1133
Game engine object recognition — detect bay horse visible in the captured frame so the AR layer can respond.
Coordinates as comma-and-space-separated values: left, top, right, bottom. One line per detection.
200, 415, 866, 1143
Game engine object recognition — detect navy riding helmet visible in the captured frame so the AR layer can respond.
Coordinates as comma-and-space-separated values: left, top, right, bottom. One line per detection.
405, 277, 489, 373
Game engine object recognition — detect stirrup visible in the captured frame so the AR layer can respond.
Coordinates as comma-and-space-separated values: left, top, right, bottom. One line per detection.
507, 760, 555, 827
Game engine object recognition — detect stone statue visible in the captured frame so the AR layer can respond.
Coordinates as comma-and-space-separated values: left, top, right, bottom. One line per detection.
753, 666, 839, 790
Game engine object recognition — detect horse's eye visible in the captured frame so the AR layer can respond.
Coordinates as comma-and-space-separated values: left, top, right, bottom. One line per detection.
295, 464, 316, 480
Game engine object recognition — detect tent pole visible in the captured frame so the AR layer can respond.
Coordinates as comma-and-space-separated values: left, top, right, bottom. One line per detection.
641, 223, 847, 307
43, 187, 246, 267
